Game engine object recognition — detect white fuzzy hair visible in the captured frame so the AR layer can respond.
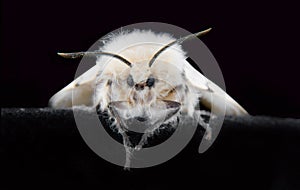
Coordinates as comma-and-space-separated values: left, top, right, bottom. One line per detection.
95, 30, 187, 75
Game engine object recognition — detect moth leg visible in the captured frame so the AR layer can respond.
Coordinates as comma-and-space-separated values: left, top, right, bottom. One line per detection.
135, 121, 163, 151
135, 130, 153, 151
120, 131, 134, 170
113, 113, 134, 169
198, 110, 211, 117
194, 110, 212, 141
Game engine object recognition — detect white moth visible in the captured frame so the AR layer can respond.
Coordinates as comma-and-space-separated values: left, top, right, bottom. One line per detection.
49, 28, 247, 168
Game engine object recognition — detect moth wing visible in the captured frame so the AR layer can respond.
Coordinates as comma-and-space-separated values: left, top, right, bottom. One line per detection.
49, 64, 102, 108
184, 60, 248, 115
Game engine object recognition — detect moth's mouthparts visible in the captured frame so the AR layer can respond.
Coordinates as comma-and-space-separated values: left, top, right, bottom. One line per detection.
134, 116, 148, 122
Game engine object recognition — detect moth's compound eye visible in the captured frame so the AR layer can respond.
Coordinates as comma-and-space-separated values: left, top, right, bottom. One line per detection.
146, 77, 155, 87
127, 75, 134, 87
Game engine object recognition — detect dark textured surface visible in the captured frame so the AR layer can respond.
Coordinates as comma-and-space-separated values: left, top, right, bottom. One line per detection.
1, 108, 300, 189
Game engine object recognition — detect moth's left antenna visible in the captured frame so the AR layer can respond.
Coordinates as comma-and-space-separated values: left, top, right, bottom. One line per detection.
57, 51, 132, 67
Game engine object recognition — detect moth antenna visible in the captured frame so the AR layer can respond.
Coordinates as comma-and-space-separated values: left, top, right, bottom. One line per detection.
57, 51, 132, 67
149, 28, 212, 67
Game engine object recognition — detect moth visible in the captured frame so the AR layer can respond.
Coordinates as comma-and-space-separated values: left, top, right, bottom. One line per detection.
49, 28, 248, 168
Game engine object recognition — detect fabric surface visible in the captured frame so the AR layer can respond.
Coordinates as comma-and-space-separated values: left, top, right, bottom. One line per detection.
1, 108, 300, 189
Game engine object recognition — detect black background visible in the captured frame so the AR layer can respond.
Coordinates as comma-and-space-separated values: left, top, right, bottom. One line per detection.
1, 0, 299, 118
1, 1, 300, 189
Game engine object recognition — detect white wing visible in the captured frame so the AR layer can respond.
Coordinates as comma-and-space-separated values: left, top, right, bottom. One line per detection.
184, 60, 248, 115
49, 64, 101, 108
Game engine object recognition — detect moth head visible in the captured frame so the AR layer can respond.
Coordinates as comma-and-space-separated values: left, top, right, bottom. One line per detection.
112, 69, 184, 131
109, 58, 183, 126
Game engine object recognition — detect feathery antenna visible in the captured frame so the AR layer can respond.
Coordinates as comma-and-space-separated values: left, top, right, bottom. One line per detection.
149, 28, 212, 67
57, 51, 132, 67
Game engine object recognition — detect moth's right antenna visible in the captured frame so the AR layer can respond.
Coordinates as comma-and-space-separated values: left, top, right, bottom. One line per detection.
58, 51, 132, 67
149, 28, 212, 67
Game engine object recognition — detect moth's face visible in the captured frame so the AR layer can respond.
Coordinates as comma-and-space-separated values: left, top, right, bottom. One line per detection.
108, 60, 185, 129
